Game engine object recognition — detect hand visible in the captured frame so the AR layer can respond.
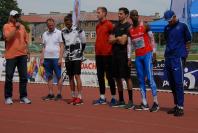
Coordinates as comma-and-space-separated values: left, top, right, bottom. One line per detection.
182, 58, 187, 67
27, 53, 30, 62
58, 58, 62, 66
128, 59, 132, 67
109, 35, 116, 44
16, 22, 20, 30
186, 43, 191, 52
40, 57, 44, 66
152, 53, 157, 67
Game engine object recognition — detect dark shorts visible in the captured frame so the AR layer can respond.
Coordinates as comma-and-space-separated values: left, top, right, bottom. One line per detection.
65, 60, 82, 77
112, 53, 131, 79
43, 59, 62, 79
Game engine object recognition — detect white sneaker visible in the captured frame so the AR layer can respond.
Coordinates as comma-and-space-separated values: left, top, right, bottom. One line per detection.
5, 97, 13, 105
20, 97, 31, 104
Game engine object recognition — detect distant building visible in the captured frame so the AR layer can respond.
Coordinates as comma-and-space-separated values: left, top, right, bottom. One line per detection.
21, 11, 159, 45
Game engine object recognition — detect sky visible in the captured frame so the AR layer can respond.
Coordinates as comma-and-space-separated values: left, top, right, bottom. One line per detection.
16, 0, 171, 17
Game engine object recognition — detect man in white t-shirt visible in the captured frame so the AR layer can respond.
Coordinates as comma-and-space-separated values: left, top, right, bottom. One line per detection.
40, 18, 64, 101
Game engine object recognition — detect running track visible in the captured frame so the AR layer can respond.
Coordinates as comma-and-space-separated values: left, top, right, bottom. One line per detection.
0, 82, 198, 133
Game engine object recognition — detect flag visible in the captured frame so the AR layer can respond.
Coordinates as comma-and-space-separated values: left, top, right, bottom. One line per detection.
171, 0, 189, 22
72, 0, 81, 26
171, 0, 192, 31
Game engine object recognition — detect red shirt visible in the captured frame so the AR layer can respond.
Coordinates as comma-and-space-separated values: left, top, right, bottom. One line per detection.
95, 20, 113, 55
129, 24, 153, 56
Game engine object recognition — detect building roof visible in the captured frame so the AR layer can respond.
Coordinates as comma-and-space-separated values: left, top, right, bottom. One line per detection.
21, 12, 157, 23
21, 14, 66, 23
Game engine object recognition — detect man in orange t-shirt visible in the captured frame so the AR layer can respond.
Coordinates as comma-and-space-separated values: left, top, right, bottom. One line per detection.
3, 10, 31, 105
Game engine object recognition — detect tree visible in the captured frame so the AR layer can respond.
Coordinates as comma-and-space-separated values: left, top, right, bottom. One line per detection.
0, 0, 22, 40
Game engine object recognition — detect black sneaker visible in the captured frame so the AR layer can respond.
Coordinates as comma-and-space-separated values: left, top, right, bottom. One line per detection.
174, 108, 184, 117
150, 102, 160, 112
54, 94, 62, 101
167, 106, 178, 114
42, 94, 55, 101
123, 100, 135, 109
134, 103, 149, 111
111, 101, 125, 108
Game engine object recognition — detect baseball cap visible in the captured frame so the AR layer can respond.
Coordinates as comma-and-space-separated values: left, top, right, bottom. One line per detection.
164, 10, 175, 21
10, 10, 19, 16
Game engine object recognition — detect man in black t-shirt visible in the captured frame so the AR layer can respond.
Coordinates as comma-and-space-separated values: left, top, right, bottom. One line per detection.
109, 7, 134, 109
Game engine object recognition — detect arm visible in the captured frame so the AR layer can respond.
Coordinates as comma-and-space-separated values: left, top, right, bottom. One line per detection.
58, 42, 64, 66
127, 37, 132, 59
145, 23, 157, 65
184, 24, 192, 53
24, 27, 30, 61
40, 34, 45, 65
79, 30, 86, 52
127, 37, 132, 67
58, 32, 64, 66
109, 34, 128, 45
148, 31, 156, 53
183, 24, 192, 67
40, 46, 45, 65
3, 24, 18, 42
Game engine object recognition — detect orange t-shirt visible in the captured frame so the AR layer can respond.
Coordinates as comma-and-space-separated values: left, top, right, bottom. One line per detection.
3, 22, 29, 59
95, 20, 113, 55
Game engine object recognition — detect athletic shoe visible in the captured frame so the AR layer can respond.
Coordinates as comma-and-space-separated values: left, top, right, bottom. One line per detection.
123, 100, 135, 109
92, 98, 107, 105
111, 101, 125, 108
67, 97, 77, 104
167, 106, 178, 114
42, 94, 55, 101
134, 103, 149, 111
5, 97, 13, 105
73, 98, 83, 105
174, 108, 184, 117
109, 98, 117, 107
54, 94, 62, 101
20, 97, 31, 104
150, 102, 160, 112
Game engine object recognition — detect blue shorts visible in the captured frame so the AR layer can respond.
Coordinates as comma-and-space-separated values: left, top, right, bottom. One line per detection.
43, 59, 61, 79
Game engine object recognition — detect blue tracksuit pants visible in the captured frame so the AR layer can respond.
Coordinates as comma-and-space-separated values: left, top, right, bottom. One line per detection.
164, 57, 184, 107
135, 52, 157, 100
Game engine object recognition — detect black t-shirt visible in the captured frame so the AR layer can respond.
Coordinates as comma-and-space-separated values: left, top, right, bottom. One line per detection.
112, 22, 131, 54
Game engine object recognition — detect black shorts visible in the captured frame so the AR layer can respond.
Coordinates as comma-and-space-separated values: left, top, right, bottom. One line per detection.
65, 60, 82, 77
112, 53, 131, 79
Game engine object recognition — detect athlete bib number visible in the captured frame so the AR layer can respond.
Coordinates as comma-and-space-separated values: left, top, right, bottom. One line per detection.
132, 37, 145, 49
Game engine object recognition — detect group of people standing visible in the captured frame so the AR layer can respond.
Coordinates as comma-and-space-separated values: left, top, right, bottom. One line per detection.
93, 7, 192, 117
2, 6, 191, 117
93, 7, 159, 113
40, 14, 86, 106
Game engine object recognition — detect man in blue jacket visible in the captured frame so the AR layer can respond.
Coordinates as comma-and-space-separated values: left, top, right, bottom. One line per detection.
163, 10, 192, 117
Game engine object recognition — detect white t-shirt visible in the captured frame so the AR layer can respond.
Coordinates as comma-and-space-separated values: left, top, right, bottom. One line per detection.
42, 28, 63, 58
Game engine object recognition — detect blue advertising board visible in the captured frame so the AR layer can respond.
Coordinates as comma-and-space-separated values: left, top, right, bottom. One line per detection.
131, 60, 198, 93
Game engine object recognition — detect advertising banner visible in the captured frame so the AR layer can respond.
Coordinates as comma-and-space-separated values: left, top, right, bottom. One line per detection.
0, 58, 197, 93
131, 60, 198, 93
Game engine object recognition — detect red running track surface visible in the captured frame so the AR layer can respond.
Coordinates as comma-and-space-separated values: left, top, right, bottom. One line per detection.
0, 82, 198, 133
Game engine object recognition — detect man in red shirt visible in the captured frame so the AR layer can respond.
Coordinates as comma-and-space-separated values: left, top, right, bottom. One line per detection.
93, 7, 116, 106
